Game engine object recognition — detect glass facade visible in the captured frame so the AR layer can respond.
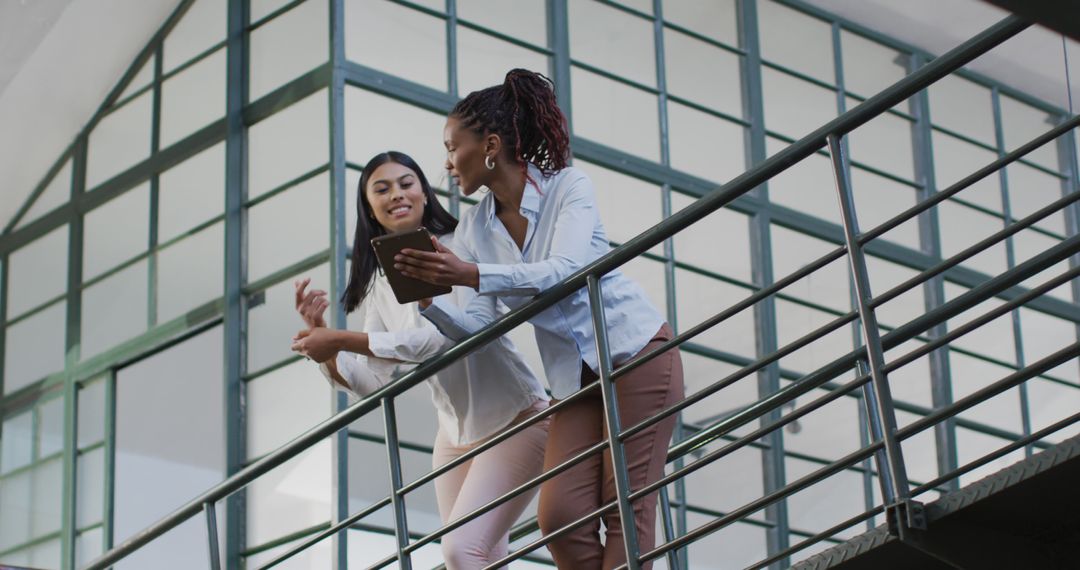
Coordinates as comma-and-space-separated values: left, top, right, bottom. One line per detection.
0, 0, 1077, 568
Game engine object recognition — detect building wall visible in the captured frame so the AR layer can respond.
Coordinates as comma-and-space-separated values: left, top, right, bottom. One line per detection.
1, 0, 1078, 568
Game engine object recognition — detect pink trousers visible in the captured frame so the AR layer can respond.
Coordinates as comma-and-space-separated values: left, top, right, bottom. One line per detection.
432, 400, 550, 569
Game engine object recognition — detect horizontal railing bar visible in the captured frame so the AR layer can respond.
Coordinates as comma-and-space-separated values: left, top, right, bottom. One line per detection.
747, 505, 886, 570
256, 497, 392, 569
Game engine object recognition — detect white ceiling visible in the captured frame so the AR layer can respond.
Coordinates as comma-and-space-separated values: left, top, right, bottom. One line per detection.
0, 0, 1078, 233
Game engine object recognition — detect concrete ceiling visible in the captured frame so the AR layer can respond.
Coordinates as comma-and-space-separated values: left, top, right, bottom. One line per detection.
0, 0, 1078, 233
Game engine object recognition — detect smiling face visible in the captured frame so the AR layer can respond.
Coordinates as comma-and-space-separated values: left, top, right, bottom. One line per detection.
443, 116, 492, 196
364, 161, 426, 233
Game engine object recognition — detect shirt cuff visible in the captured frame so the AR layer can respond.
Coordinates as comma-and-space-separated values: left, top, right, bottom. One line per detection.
367, 331, 397, 360
421, 297, 471, 340
476, 263, 513, 295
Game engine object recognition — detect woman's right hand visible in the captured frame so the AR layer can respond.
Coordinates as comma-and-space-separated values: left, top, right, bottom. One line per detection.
294, 277, 329, 329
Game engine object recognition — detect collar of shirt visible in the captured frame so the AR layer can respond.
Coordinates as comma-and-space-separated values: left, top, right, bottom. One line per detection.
480, 163, 544, 253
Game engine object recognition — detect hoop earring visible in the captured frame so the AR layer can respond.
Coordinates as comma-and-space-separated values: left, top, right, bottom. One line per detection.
484, 155, 495, 170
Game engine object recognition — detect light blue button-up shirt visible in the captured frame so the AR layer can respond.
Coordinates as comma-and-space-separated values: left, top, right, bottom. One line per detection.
421, 164, 666, 399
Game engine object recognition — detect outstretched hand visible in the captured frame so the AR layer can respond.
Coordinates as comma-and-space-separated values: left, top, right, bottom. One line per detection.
394, 235, 480, 289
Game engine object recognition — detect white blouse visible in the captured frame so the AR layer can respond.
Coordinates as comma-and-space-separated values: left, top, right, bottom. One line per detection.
318, 245, 547, 445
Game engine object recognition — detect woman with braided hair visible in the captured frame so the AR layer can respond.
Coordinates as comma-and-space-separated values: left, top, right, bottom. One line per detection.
396, 69, 685, 569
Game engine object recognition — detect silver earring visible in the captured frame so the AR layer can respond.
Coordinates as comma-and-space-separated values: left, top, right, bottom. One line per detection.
484, 155, 495, 170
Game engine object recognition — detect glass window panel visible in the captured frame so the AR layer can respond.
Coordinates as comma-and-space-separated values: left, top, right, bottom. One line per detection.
76, 527, 104, 569
930, 130, 1001, 211
38, 396, 63, 458
682, 444, 763, 515
457, 0, 547, 48
682, 515, 767, 570
841, 30, 907, 98
8, 225, 68, 318
78, 378, 107, 449
949, 350, 1023, 433
885, 338, 933, 408
774, 300, 853, 374
158, 142, 225, 242
248, 89, 328, 199
247, 360, 333, 459
1005, 161, 1066, 235
850, 167, 921, 250
81, 260, 149, 359
4, 301, 67, 394
895, 409, 938, 484
575, 159, 662, 253
16, 159, 71, 230
571, 66, 660, 162
766, 137, 841, 226
664, 27, 742, 117
782, 384, 862, 461
758, 0, 833, 81
618, 256, 667, 322
248, 263, 331, 373
86, 92, 152, 190
250, 0, 327, 100
570, 0, 654, 87
786, 458, 866, 540
928, 74, 995, 145
0, 469, 32, 549
762, 68, 836, 140
163, 0, 225, 72
77, 446, 105, 528
943, 282, 1016, 365
668, 101, 746, 185
157, 222, 224, 323
1020, 307, 1080, 383
680, 352, 757, 426
83, 182, 150, 280
770, 225, 849, 313
456, 28, 549, 97
160, 48, 226, 148
116, 57, 153, 102
251, 0, 297, 22
32, 457, 62, 538
247, 173, 330, 283
1012, 228, 1071, 302
344, 87, 448, 199
30, 537, 61, 568
663, 0, 738, 46
1, 410, 34, 474
346, 0, 446, 91
936, 200, 1008, 276
1028, 377, 1080, 444
999, 95, 1059, 171
674, 269, 757, 359
672, 191, 751, 282
846, 101, 914, 181
247, 441, 330, 548
955, 428, 1024, 487
865, 255, 925, 331
115, 326, 224, 568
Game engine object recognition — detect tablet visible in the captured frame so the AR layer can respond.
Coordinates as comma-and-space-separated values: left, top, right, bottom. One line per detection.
370, 227, 453, 304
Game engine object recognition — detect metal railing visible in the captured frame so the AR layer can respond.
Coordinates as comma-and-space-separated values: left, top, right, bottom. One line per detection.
84, 13, 1080, 570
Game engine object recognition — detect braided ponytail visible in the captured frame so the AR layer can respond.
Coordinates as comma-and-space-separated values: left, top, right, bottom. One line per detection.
450, 69, 570, 176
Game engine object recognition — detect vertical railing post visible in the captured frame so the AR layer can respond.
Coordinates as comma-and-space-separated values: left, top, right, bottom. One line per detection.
382, 398, 412, 570
587, 275, 642, 570
658, 486, 682, 570
827, 133, 924, 538
204, 501, 222, 570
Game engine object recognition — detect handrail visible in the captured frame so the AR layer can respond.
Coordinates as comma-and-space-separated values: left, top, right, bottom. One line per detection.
85, 14, 1036, 570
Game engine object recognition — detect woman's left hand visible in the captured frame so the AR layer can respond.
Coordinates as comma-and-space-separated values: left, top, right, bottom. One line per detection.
395, 236, 480, 289
291, 327, 341, 363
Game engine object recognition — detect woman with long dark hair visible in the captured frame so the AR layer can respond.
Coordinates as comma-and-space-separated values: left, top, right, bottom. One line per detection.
291, 151, 549, 569
396, 70, 685, 569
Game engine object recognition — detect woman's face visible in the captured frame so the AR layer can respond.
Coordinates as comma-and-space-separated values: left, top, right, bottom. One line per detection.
443, 117, 489, 196
364, 161, 426, 233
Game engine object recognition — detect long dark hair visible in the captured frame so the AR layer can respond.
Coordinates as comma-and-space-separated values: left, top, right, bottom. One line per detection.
341, 151, 457, 313
450, 68, 571, 178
